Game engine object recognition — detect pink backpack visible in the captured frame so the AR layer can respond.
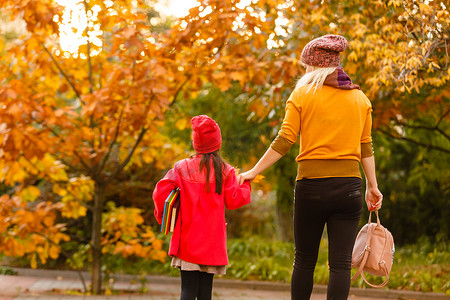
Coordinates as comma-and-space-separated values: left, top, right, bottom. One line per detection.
351, 211, 394, 288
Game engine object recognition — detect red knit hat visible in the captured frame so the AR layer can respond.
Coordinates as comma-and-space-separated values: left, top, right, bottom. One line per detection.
301, 34, 348, 68
191, 115, 222, 154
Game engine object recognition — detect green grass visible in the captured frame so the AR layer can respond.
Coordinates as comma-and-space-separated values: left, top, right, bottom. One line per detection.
121, 234, 448, 294
0, 265, 17, 275
2, 233, 448, 295
225, 236, 450, 295
226, 237, 293, 281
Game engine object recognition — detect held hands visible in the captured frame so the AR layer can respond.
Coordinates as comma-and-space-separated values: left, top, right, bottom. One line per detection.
237, 169, 257, 185
365, 187, 383, 211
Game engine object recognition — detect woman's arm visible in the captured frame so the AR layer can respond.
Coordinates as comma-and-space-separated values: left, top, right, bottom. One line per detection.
361, 155, 383, 211
238, 89, 300, 185
237, 147, 283, 185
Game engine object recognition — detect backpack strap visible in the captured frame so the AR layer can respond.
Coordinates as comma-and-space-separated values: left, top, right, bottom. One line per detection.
360, 263, 390, 288
351, 211, 390, 287
351, 223, 374, 281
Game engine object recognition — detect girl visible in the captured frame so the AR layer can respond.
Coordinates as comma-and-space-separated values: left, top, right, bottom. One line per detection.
153, 115, 251, 300
238, 34, 383, 300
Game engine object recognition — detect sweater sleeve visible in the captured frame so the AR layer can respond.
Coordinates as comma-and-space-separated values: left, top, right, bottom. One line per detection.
223, 168, 251, 210
361, 142, 373, 158
152, 167, 180, 224
270, 89, 301, 156
360, 94, 373, 157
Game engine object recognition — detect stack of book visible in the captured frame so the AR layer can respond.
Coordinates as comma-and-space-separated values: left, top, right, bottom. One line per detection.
161, 188, 180, 235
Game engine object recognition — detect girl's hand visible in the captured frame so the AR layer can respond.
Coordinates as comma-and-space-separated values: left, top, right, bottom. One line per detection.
237, 170, 257, 185
365, 187, 383, 211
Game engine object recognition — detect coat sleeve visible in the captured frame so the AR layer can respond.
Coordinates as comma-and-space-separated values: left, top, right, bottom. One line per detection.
152, 167, 180, 224
223, 168, 251, 210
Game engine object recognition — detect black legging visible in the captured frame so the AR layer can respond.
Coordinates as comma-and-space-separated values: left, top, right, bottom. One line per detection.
291, 177, 363, 300
180, 270, 214, 300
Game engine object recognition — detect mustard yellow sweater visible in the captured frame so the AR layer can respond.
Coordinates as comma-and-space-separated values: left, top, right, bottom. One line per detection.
270, 85, 374, 180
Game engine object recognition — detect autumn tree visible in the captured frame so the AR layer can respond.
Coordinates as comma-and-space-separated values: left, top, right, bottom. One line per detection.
0, 0, 179, 293
0, 0, 299, 294
2, 1, 446, 294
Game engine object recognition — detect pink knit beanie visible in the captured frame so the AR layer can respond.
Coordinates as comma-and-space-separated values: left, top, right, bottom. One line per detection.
191, 115, 222, 154
301, 34, 348, 67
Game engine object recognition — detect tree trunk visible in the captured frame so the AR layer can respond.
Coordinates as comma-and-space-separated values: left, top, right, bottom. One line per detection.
91, 182, 105, 294
276, 183, 294, 242
274, 151, 297, 242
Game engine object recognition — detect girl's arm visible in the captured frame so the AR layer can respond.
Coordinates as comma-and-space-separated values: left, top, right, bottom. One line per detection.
153, 168, 179, 224
237, 147, 283, 185
224, 169, 251, 210
361, 155, 383, 211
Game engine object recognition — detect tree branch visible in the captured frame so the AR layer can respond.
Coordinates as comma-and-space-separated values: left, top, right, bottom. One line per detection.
170, 33, 229, 108
113, 127, 148, 177
377, 128, 450, 154
74, 150, 94, 175
430, 0, 437, 30
443, 38, 449, 70
41, 44, 83, 102
436, 107, 450, 127
171, 77, 190, 107
394, 120, 450, 142
83, 0, 96, 131
394, 108, 450, 142
98, 107, 124, 172
84, 0, 94, 95
32, 120, 86, 174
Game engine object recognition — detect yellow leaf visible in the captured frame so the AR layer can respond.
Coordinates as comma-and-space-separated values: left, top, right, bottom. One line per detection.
43, 216, 54, 227
19, 186, 41, 202
253, 174, 265, 183
348, 51, 358, 62
8, 163, 28, 184
217, 80, 232, 92
48, 165, 69, 182
53, 185, 68, 196
36, 153, 56, 171
431, 62, 440, 69
49, 245, 59, 259
142, 150, 154, 164
230, 71, 246, 82
175, 118, 188, 130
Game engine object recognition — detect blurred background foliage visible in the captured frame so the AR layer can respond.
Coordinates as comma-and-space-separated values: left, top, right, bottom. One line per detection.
0, 0, 449, 294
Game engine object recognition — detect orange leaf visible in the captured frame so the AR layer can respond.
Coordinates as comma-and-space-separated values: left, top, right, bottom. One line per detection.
253, 174, 265, 183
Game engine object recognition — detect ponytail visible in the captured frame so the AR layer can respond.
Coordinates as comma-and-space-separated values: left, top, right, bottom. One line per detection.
199, 151, 225, 194
296, 65, 336, 93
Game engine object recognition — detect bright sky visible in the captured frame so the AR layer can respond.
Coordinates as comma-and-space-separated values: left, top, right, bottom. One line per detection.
53, 0, 286, 56
156, 0, 199, 18
55, 0, 200, 56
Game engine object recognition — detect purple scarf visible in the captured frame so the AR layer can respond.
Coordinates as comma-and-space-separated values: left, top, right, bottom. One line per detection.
323, 67, 360, 90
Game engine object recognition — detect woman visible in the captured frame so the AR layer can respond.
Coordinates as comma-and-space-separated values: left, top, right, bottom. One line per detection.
237, 34, 383, 300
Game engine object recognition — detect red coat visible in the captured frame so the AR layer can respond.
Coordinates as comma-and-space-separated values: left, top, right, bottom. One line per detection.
153, 155, 251, 266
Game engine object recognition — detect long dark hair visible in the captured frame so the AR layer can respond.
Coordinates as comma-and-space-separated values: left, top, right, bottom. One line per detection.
199, 151, 226, 194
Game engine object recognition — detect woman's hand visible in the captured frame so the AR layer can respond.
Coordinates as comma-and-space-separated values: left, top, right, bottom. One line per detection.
237, 169, 257, 185
365, 187, 383, 211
